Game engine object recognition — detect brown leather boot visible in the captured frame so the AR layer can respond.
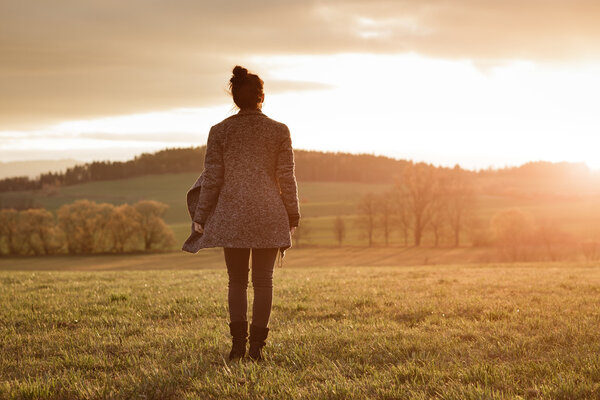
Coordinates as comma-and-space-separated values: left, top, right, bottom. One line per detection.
248, 324, 269, 361
228, 320, 248, 360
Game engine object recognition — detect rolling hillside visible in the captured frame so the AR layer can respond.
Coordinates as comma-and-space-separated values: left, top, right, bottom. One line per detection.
2, 172, 600, 249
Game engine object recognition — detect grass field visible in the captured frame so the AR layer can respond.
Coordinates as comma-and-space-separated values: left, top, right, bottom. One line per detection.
0, 247, 501, 271
2, 258, 600, 399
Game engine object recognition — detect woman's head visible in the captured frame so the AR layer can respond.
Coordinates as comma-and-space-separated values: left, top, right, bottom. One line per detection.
229, 65, 264, 110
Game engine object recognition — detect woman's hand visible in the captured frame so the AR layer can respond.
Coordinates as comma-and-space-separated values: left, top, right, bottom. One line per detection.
290, 226, 297, 236
193, 222, 204, 234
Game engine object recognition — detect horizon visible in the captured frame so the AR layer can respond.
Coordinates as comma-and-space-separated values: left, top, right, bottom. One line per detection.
2, 2, 600, 170
1, 145, 599, 183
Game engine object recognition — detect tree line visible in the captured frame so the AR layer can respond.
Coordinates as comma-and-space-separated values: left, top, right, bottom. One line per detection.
487, 208, 595, 262
348, 162, 477, 247
288, 162, 477, 248
0, 200, 174, 256
290, 161, 597, 263
347, 185, 582, 262
0, 147, 408, 193
2, 145, 598, 202
0, 147, 207, 193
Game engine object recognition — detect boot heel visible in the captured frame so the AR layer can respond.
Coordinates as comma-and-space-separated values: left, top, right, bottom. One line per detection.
228, 321, 248, 360
248, 324, 269, 361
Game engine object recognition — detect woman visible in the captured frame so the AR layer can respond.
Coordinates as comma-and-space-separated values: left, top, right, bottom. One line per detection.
188, 66, 300, 361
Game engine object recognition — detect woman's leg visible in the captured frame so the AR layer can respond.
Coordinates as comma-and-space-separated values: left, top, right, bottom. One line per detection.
223, 247, 251, 322
250, 247, 279, 328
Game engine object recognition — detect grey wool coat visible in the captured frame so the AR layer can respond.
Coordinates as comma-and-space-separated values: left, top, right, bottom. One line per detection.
181, 109, 301, 260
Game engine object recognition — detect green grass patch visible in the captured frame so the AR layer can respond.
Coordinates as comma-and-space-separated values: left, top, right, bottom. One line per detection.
1, 262, 600, 398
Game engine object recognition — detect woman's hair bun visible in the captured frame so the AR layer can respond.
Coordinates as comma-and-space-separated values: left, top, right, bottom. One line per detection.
229, 65, 264, 109
232, 65, 248, 79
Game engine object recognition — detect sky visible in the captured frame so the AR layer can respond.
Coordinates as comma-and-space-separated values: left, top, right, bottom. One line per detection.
1, 0, 600, 169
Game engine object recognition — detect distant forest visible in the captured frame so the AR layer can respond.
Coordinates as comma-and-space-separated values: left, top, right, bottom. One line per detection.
0, 146, 408, 192
0, 146, 598, 198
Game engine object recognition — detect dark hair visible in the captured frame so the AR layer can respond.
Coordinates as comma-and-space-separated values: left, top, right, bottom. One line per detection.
229, 65, 264, 109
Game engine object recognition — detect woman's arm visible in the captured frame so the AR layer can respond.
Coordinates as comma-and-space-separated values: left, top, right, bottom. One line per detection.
276, 125, 301, 227
194, 126, 224, 226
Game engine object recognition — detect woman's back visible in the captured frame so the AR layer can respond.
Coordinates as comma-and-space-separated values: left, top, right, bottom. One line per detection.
219, 109, 287, 191
191, 107, 300, 249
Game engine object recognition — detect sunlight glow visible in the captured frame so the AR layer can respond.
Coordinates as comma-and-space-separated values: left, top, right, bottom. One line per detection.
1, 53, 600, 169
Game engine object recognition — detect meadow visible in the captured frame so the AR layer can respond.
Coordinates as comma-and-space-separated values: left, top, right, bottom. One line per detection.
2, 171, 600, 398
0, 247, 496, 272
2, 258, 600, 399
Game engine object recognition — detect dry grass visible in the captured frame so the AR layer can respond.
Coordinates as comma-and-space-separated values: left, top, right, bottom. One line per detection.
2, 260, 600, 399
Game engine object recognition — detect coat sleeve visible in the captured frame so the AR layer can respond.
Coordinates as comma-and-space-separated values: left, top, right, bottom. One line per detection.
276, 125, 301, 228
194, 126, 224, 225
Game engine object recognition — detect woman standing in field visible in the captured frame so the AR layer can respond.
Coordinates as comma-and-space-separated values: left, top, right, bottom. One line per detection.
186, 66, 301, 361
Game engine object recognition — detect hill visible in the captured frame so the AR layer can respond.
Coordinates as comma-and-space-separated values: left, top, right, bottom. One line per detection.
0, 147, 408, 193
2, 147, 600, 252
2, 146, 599, 200
2, 171, 600, 250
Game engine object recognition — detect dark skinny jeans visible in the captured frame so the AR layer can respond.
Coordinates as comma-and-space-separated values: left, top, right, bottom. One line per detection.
223, 247, 279, 328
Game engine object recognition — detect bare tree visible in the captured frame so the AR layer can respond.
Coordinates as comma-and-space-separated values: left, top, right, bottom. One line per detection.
133, 200, 175, 250
0, 209, 21, 255
490, 208, 535, 261
391, 185, 412, 246
333, 215, 346, 246
444, 165, 476, 247
465, 215, 491, 247
107, 204, 142, 253
95, 203, 118, 252
427, 199, 446, 247
0, 199, 175, 256
402, 162, 439, 246
534, 218, 571, 261
582, 240, 600, 262
356, 192, 377, 247
293, 219, 311, 247
57, 200, 114, 254
19, 209, 61, 255
375, 191, 395, 246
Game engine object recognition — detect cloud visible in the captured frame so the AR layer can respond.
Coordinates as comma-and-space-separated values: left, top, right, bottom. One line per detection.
75, 132, 204, 143
1, 0, 599, 128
